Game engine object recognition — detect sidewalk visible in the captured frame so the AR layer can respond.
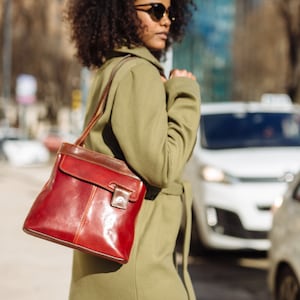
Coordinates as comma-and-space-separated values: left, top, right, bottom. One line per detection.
0, 161, 72, 300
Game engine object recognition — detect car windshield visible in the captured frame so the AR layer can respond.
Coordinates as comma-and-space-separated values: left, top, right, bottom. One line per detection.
201, 112, 300, 149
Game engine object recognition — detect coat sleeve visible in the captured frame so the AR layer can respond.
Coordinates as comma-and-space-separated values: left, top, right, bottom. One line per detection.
111, 61, 200, 188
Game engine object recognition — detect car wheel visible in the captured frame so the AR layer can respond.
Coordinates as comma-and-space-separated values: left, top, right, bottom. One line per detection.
276, 265, 300, 300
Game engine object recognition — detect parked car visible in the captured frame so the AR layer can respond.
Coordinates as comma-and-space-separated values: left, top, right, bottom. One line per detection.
184, 100, 300, 252
0, 127, 50, 166
0, 127, 22, 158
268, 172, 300, 300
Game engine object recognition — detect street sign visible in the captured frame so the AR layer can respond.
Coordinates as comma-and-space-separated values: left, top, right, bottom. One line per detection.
16, 74, 37, 105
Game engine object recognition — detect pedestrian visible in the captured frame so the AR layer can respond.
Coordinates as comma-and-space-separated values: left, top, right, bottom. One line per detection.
64, 0, 200, 299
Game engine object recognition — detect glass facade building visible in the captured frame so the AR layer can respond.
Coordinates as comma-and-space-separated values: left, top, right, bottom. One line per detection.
173, 0, 261, 103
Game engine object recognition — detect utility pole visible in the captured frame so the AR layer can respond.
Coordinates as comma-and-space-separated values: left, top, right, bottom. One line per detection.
2, 0, 12, 128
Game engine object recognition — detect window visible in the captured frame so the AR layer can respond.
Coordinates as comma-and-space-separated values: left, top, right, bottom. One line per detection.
201, 112, 300, 150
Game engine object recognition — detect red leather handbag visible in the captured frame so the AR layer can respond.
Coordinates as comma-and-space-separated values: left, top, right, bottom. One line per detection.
23, 56, 146, 264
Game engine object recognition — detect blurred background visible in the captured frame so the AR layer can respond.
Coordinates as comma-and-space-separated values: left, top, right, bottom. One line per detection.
1, 0, 300, 140
0, 0, 82, 143
175, 0, 300, 103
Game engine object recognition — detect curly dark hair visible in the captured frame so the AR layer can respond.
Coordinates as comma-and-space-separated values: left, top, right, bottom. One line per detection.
64, 0, 196, 68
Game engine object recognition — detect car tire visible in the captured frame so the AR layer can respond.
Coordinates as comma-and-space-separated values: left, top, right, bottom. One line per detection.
276, 265, 300, 300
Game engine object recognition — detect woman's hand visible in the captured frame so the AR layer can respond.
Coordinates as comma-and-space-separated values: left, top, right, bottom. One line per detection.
169, 69, 196, 81
161, 75, 167, 82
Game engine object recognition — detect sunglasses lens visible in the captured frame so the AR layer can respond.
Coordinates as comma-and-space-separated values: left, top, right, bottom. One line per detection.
151, 4, 165, 21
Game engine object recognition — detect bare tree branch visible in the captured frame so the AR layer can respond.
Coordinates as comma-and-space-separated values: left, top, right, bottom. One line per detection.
0, 1, 80, 124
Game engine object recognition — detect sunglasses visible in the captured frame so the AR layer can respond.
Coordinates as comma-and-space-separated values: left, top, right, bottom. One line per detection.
135, 3, 175, 22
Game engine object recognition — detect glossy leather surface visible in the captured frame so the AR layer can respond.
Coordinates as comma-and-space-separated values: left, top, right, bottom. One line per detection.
23, 143, 146, 264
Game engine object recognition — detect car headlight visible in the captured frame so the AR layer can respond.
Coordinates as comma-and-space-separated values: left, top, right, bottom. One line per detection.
200, 165, 237, 184
271, 195, 284, 214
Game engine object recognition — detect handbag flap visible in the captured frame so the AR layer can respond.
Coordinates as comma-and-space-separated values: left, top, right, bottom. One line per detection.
58, 143, 145, 202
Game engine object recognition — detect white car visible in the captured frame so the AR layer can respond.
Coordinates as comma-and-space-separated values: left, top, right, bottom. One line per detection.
184, 100, 300, 252
268, 172, 300, 300
0, 127, 50, 166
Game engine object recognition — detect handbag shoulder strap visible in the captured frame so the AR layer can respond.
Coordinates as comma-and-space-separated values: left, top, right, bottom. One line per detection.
75, 55, 133, 146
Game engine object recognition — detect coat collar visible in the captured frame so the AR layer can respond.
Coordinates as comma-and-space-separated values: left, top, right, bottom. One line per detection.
112, 47, 164, 74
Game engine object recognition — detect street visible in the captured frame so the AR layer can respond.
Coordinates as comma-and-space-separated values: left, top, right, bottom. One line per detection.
189, 251, 271, 300
0, 161, 272, 300
0, 160, 72, 300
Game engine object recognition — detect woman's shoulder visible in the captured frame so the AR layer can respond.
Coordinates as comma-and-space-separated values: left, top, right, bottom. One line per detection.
110, 55, 162, 82
108, 47, 164, 73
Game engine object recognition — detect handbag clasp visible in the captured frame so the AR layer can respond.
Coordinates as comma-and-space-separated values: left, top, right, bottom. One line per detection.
111, 186, 131, 209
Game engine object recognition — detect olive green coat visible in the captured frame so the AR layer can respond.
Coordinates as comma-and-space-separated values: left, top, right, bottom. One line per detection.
68, 47, 201, 300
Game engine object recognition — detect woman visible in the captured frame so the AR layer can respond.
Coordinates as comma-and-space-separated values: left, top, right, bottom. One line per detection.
64, 0, 200, 299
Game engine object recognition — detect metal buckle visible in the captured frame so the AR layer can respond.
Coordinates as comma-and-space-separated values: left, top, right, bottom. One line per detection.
111, 186, 131, 209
